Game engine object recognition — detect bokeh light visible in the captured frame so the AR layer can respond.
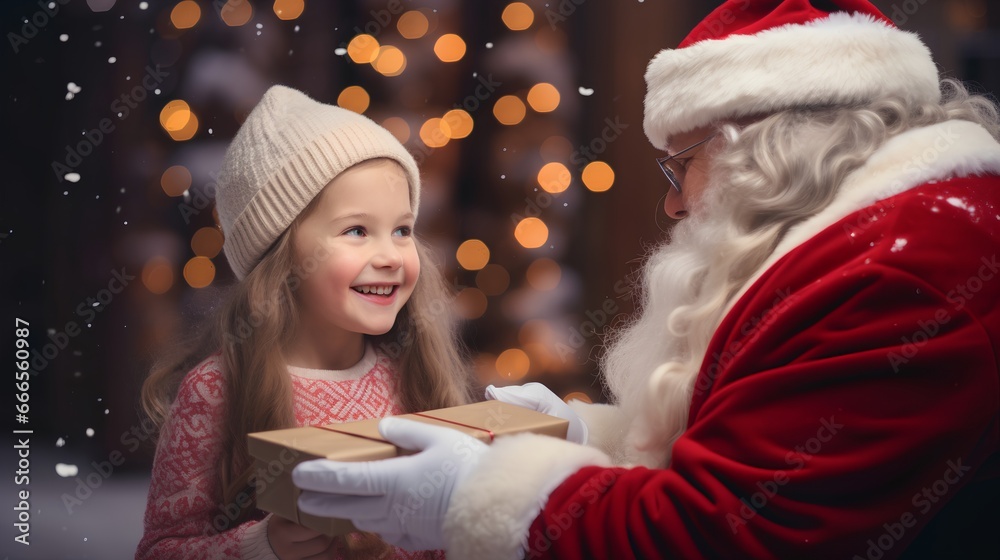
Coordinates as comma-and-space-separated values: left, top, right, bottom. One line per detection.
160, 100, 190, 131
527, 83, 560, 113
519, 319, 554, 346
456, 287, 488, 320
496, 348, 530, 380
191, 226, 224, 258
170, 114, 199, 141
476, 264, 511, 296
397, 10, 429, 39
382, 117, 410, 144
142, 257, 174, 295
563, 391, 593, 404
442, 109, 474, 139
183, 256, 215, 288
373, 45, 406, 76
526, 258, 561, 290
170, 1, 201, 29
337, 86, 370, 114
493, 95, 526, 126
86, 0, 116, 12
540, 135, 573, 162
220, 0, 253, 26
582, 161, 615, 192
536, 162, 570, 193
433, 34, 466, 62
273, 0, 305, 20
160, 165, 192, 197
523, 342, 553, 375
348, 34, 380, 64
419, 118, 449, 148
456, 239, 490, 270
515, 217, 549, 249
502, 2, 534, 31
159, 100, 198, 141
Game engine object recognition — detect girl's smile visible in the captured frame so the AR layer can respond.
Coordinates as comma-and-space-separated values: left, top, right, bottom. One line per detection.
351, 283, 400, 305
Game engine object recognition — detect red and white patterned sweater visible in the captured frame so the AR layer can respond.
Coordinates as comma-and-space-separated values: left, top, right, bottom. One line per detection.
135, 343, 444, 560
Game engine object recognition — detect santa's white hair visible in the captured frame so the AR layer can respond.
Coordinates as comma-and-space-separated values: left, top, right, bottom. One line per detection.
601, 79, 1000, 467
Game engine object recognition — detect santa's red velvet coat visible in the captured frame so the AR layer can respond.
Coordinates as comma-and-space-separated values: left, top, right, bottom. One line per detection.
441, 120, 1000, 559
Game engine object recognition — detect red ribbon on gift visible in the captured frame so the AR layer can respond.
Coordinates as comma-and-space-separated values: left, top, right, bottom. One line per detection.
315, 412, 496, 444
412, 412, 496, 443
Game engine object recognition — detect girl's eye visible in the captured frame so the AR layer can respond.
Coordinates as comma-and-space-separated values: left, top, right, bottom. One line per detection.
394, 226, 413, 237
344, 226, 365, 237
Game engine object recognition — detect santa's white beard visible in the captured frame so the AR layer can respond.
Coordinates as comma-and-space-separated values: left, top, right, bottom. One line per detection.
601, 185, 753, 467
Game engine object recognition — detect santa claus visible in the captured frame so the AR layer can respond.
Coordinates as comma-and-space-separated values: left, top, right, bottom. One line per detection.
292, 0, 1000, 558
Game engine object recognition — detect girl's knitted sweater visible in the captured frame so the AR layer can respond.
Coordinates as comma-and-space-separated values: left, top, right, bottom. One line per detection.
135, 343, 443, 560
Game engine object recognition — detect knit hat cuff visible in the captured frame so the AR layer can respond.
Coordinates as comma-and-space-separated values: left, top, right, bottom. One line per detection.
225, 120, 421, 280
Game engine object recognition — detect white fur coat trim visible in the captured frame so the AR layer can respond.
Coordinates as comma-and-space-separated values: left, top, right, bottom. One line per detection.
443, 433, 611, 560
722, 118, 1000, 341
643, 12, 940, 150
567, 400, 634, 465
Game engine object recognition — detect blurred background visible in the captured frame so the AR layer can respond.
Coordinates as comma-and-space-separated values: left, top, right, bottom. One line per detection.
2, 0, 997, 557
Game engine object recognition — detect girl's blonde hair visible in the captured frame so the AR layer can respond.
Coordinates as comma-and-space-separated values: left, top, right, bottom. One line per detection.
141, 171, 472, 534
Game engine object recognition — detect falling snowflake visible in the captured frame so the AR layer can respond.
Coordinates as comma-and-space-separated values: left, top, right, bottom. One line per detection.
56, 463, 79, 477
65, 82, 81, 101
890, 238, 908, 253
578, 87, 594, 96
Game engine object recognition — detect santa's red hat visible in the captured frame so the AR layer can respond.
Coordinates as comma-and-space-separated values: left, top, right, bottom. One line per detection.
643, 0, 941, 151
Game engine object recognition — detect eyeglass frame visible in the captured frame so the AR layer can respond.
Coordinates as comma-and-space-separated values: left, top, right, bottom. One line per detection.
655, 133, 717, 194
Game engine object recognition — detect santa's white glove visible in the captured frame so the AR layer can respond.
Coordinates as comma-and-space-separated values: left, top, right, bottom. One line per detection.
292, 417, 488, 551
486, 382, 588, 445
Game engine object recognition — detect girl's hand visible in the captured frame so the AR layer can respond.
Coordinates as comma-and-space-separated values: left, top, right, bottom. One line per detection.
266, 514, 337, 559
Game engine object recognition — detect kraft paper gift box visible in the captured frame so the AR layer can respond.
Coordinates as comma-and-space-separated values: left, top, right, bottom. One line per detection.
247, 400, 569, 536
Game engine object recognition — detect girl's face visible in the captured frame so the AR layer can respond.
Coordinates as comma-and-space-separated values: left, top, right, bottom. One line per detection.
292, 159, 419, 340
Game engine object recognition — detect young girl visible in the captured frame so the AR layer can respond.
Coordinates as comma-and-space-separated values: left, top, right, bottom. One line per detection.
136, 85, 471, 559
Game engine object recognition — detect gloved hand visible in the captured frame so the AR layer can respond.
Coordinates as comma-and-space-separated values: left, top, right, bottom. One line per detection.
485, 382, 589, 445
292, 417, 488, 551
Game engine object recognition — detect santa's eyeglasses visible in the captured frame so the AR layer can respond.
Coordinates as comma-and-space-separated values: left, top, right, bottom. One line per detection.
655, 133, 716, 194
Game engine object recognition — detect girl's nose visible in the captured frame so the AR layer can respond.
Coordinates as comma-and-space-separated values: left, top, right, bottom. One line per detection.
371, 239, 404, 269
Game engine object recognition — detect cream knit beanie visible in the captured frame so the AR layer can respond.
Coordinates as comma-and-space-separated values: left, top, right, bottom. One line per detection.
216, 84, 421, 280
